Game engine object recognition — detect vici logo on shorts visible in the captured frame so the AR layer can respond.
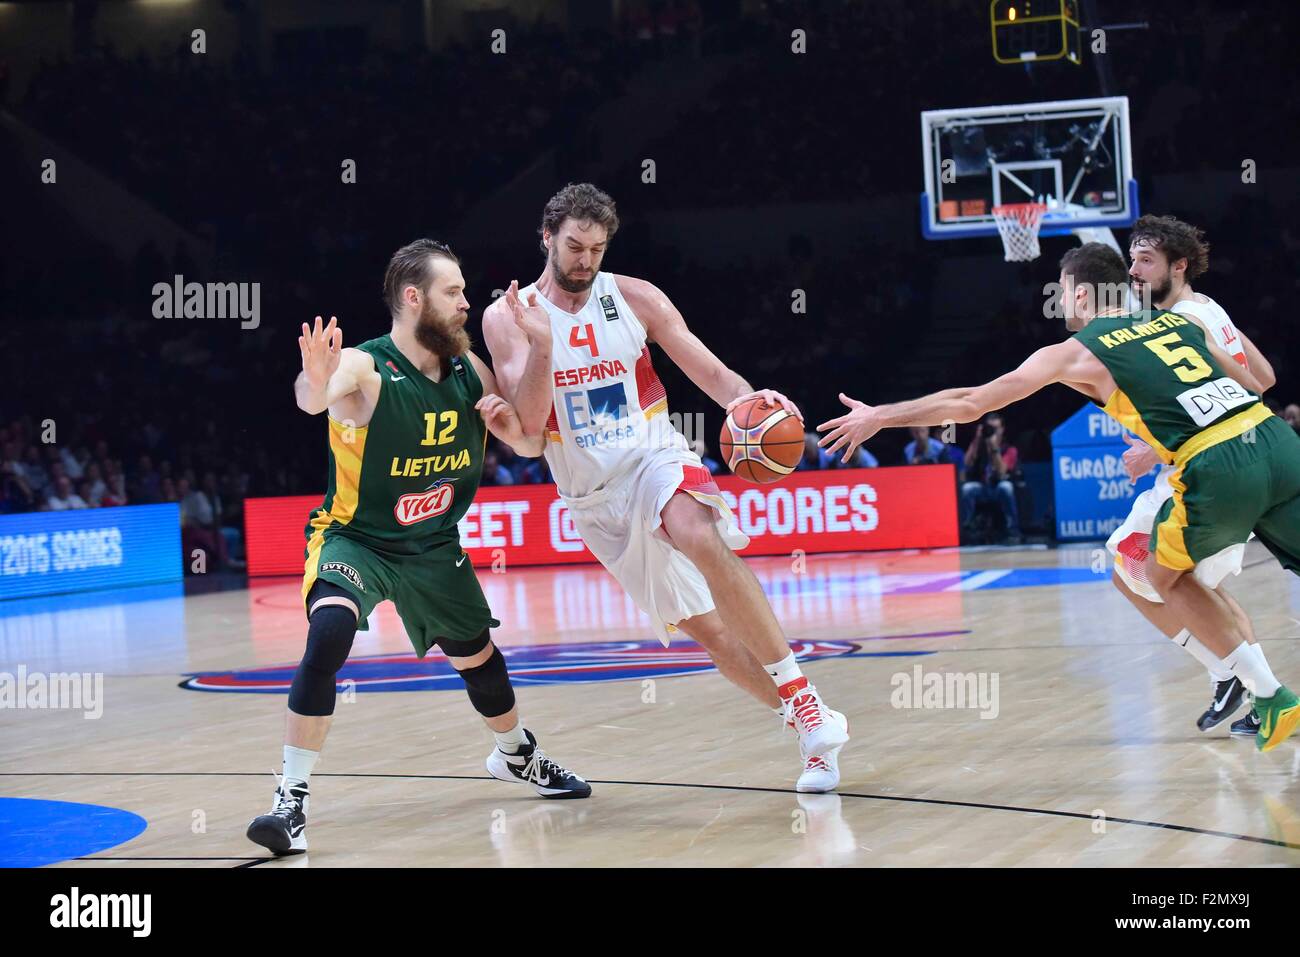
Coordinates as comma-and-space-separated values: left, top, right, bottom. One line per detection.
394, 483, 455, 526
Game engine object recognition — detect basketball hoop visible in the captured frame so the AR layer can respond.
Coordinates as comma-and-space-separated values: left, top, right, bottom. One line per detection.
992, 202, 1047, 262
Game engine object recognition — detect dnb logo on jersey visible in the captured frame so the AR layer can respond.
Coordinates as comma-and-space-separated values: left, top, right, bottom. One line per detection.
178, 636, 949, 695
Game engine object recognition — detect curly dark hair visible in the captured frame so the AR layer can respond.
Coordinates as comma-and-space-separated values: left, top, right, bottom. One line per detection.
539, 183, 619, 255
1128, 214, 1210, 280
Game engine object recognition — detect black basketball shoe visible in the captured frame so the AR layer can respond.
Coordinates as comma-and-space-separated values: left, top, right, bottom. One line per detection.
486, 729, 592, 799
1196, 676, 1248, 732
246, 781, 309, 855
1229, 708, 1261, 737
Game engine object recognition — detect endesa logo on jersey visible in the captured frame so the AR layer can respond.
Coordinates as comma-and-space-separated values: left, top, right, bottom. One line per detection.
244, 465, 958, 575
394, 481, 455, 526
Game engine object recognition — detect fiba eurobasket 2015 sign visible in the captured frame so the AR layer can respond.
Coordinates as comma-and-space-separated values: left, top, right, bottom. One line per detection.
244, 465, 960, 575
1051, 403, 1157, 541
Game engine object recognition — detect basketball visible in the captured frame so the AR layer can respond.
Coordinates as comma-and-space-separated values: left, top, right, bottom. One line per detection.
719, 398, 804, 484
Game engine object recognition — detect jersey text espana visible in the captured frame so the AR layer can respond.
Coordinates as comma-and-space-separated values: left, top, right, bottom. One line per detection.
1073, 311, 1260, 460
305, 335, 486, 554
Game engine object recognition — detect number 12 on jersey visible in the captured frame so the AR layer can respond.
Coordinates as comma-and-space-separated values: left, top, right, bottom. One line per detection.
421, 410, 458, 446
568, 323, 600, 357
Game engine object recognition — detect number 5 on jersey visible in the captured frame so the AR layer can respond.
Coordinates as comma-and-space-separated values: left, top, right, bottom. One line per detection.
1144, 332, 1212, 383
569, 323, 600, 357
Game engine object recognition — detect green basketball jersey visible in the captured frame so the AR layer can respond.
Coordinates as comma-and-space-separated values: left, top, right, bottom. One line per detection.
305, 334, 486, 555
1073, 310, 1261, 460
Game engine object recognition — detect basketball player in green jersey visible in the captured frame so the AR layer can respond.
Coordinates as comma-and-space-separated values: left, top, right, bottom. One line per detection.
247, 240, 589, 857
819, 243, 1300, 752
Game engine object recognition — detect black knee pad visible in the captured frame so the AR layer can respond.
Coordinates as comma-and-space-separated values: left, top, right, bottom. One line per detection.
287, 601, 358, 716
456, 642, 515, 719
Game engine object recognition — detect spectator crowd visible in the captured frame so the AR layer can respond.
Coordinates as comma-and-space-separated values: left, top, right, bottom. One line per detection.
4, 0, 1298, 560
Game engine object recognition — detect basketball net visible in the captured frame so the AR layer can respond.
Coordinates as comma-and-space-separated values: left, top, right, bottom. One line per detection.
991, 202, 1047, 262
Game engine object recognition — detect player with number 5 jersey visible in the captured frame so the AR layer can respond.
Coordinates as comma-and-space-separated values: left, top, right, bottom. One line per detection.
1108, 215, 1280, 737
818, 241, 1300, 753
483, 184, 850, 793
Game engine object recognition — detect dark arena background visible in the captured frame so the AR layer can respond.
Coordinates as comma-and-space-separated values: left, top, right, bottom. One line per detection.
1, 0, 1298, 920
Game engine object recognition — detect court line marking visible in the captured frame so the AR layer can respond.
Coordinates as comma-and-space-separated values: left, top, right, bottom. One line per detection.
8, 771, 1296, 853
944, 569, 1012, 591
71, 856, 271, 862
53, 627, 1299, 683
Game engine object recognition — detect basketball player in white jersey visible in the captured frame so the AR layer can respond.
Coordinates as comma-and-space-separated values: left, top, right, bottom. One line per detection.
482, 183, 849, 792
1111, 215, 1277, 735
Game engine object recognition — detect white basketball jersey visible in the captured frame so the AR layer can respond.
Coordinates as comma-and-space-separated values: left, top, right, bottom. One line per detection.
1171, 293, 1248, 369
522, 272, 684, 498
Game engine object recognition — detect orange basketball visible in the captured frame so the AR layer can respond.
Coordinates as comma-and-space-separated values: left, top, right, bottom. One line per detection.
719, 398, 804, 484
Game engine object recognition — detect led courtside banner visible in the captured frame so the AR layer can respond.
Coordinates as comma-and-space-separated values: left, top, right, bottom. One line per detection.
0, 504, 183, 600
245, 466, 959, 576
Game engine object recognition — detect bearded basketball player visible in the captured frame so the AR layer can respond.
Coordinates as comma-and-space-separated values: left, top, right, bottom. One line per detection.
1113, 215, 1277, 736
820, 242, 1300, 753
247, 240, 589, 857
482, 184, 850, 793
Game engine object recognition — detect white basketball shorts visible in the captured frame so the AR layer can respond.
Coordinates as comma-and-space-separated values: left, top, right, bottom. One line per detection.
562, 445, 749, 647
1107, 465, 1248, 602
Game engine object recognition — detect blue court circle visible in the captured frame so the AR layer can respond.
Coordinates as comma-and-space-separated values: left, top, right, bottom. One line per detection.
0, 797, 147, 867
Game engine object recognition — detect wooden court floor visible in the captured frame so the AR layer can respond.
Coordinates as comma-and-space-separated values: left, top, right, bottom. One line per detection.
2, 544, 1298, 867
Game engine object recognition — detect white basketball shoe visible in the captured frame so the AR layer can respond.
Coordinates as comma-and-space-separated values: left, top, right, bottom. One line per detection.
796, 746, 842, 793
781, 677, 850, 759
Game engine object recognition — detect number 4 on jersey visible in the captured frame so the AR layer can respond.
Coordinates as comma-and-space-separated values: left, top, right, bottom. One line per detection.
568, 323, 600, 358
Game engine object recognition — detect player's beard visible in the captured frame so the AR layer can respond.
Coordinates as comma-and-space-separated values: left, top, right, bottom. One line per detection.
1133, 275, 1173, 310
550, 249, 596, 293
415, 298, 471, 357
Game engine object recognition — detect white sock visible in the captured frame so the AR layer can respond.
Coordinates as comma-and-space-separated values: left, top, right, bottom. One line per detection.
764, 651, 804, 695
283, 745, 318, 789
1172, 629, 1233, 682
1224, 641, 1281, 698
1254, 641, 1272, 669
493, 722, 529, 754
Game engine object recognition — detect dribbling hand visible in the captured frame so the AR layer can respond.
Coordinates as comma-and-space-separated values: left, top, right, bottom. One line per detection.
725, 389, 803, 422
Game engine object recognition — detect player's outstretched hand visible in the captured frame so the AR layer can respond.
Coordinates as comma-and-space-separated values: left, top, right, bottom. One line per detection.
504, 280, 552, 346
1121, 432, 1160, 482
817, 392, 880, 464
725, 389, 803, 422
299, 315, 342, 390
